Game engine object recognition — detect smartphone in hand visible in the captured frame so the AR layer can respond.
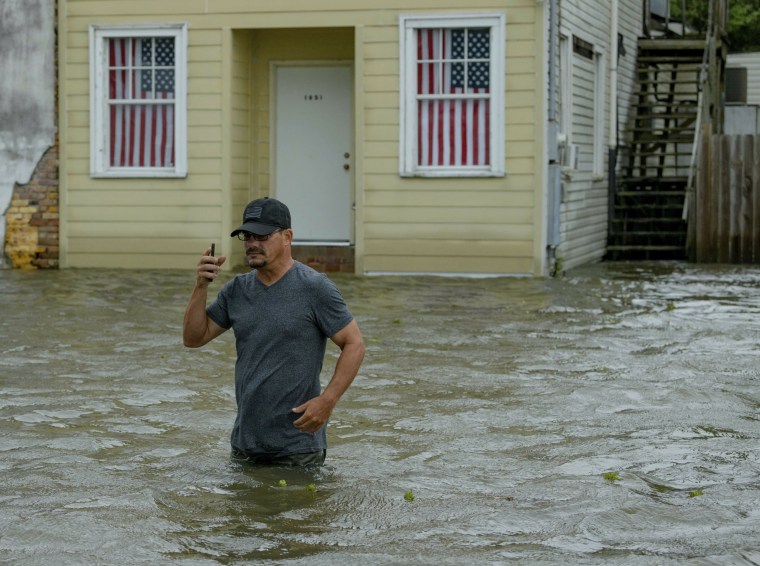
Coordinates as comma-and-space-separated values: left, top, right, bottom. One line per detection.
208, 243, 217, 283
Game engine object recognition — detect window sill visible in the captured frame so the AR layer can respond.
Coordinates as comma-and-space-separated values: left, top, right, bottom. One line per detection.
90, 169, 188, 179
400, 169, 505, 179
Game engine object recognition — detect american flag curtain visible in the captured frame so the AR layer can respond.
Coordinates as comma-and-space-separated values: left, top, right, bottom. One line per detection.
108, 37, 175, 168
417, 28, 491, 167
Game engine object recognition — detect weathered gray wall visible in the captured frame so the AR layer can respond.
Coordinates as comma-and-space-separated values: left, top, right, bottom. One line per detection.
0, 0, 56, 267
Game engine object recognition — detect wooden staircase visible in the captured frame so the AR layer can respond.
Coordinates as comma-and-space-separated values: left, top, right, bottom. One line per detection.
607, 39, 705, 260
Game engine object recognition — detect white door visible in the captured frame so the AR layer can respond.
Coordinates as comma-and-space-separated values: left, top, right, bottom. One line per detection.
274, 65, 353, 242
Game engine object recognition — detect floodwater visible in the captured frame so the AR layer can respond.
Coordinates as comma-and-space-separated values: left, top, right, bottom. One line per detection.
1, 261, 759, 565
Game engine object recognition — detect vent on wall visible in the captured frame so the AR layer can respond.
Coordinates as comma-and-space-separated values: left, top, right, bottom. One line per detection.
726, 67, 748, 105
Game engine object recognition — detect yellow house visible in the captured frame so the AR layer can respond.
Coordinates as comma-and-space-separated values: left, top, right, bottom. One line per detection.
58, 0, 549, 275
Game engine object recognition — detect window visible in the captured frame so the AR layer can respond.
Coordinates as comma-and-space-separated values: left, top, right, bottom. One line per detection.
399, 14, 505, 177
559, 33, 605, 176
89, 24, 187, 177
725, 67, 748, 105
558, 33, 575, 170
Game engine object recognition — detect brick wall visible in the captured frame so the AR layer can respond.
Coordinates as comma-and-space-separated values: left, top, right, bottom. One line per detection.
291, 245, 355, 273
4, 142, 60, 269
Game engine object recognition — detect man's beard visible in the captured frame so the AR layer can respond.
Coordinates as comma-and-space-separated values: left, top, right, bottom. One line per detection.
246, 249, 267, 268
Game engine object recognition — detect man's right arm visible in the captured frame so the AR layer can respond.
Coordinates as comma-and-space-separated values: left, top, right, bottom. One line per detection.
183, 247, 228, 348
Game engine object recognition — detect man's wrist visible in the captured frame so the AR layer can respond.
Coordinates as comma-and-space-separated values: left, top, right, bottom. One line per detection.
321, 390, 340, 406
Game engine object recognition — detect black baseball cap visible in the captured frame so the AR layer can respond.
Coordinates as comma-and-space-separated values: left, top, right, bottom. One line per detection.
230, 198, 291, 237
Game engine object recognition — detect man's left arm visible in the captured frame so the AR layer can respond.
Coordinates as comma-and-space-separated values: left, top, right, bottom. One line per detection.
292, 319, 365, 433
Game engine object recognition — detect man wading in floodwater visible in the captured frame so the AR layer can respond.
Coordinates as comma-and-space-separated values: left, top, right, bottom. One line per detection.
183, 198, 365, 466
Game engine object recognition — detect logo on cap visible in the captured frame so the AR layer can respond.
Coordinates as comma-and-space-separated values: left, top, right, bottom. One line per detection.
247, 206, 263, 220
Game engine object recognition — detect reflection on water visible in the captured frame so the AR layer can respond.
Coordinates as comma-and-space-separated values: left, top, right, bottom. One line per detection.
1, 262, 760, 564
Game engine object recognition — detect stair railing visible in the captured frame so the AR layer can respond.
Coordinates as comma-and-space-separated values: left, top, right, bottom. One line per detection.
683, 0, 728, 222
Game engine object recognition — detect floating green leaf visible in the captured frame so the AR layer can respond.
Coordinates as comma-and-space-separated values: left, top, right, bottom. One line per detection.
602, 472, 621, 481
404, 490, 415, 501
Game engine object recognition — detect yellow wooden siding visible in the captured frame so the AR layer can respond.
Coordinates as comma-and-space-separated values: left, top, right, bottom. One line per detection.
365, 222, 534, 242
365, 239, 533, 258
229, 30, 253, 262
364, 206, 533, 225
61, 0, 544, 275
365, 255, 534, 274
68, 206, 221, 223
64, 253, 213, 269
67, 190, 223, 207
364, 189, 534, 208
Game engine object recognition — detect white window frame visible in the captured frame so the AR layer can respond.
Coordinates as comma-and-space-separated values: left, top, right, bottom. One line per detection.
593, 46, 606, 179
89, 23, 188, 178
399, 13, 505, 177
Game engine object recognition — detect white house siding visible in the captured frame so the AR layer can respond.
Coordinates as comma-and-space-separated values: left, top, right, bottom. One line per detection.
556, 0, 642, 270
727, 52, 760, 106
724, 52, 760, 134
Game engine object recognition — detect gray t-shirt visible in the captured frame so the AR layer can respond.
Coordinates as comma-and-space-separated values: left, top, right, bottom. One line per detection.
206, 261, 354, 456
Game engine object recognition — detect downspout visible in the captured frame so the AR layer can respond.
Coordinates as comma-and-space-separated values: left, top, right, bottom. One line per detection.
607, 0, 620, 250
546, 0, 561, 274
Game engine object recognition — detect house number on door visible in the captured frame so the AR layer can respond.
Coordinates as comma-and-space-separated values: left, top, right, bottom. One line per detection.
304, 94, 324, 101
